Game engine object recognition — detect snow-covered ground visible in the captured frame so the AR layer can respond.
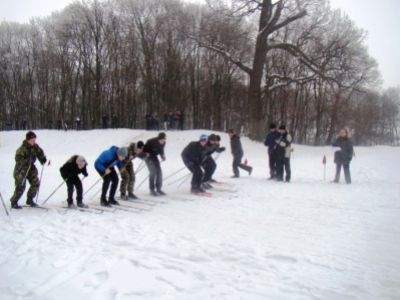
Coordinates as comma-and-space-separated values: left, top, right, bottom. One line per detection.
0, 129, 399, 300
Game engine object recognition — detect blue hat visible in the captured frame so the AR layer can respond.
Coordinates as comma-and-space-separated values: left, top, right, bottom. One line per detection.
199, 134, 208, 141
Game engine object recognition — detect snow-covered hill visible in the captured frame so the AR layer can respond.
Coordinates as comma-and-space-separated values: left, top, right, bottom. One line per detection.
0, 129, 399, 300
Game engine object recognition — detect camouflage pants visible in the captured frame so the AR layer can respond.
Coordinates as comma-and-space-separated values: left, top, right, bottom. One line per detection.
119, 162, 135, 195
10, 164, 39, 204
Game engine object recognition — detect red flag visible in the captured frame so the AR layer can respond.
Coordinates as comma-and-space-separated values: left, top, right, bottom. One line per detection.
322, 155, 326, 165
244, 158, 248, 165
47, 160, 51, 166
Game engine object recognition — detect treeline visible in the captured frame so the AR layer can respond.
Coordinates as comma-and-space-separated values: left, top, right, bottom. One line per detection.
0, 0, 398, 145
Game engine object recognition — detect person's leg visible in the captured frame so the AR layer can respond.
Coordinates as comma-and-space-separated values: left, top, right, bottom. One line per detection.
334, 163, 342, 183
232, 154, 241, 177
343, 163, 351, 184
146, 159, 156, 192
154, 160, 163, 192
26, 166, 40, 205
284, 158, 291, 182
66, 180, 74, 206
108, 168, 119, 202
10, 174, 27, 208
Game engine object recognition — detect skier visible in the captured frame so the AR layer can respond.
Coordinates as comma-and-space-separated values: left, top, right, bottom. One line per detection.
143, 132, 167, 196
60, 155, 89, 208
275, 125, 292, 182
181, 134, 209, 194
94, 146, 128, 206
264, 123, 280, 179
227, 129, 252, 178
119, 141, 145, 200
202, 134, 225, 187
10, 131, 47, 209
332, 128, 354, 184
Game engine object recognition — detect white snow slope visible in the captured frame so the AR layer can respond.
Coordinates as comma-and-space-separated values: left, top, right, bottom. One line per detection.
0, 129, 399, 300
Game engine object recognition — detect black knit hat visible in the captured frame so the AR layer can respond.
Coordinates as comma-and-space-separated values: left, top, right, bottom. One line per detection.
270, 123, 276, 129
137, 141, 144, 149
158, 132, 166, 140
26, 131, 37, 141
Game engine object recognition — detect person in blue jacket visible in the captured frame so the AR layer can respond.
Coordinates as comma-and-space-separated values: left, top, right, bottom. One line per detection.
264, 123, 280, 179
94, 146, 128, 206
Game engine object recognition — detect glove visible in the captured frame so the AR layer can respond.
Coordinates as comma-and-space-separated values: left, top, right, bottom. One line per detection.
161, 155, 166, 161
219, 147, 226, 152
41, 157, 47, 165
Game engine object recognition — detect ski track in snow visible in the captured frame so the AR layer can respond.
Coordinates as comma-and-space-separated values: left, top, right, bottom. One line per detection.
0, 129, 400, 300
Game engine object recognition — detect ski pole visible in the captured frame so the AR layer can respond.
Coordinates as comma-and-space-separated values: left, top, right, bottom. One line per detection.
34, 162, 47, 205
168, 171, 190, 186
41, 179, 66, 206
164, 166, 186, 182
0, 191, 10, 217
177, 173, 191, 187
136, 174, 149, 190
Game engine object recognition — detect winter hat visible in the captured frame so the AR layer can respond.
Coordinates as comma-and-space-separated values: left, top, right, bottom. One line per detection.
208, 134, 217, 141
199, 134, 208, 141
117, 147, 128, 158
279, 125, 286, 130
76, 156, 87, 166
216, 135, 221, 141
158, 132, 166, 140
137, 141, 144, 149
26, 131, 37, 141
270, 123, 276, 129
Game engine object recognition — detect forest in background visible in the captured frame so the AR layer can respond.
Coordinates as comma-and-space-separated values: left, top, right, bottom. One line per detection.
0, 0, 399, 145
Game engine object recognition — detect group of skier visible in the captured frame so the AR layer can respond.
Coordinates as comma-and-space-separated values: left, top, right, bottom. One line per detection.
6, 125, 353, 210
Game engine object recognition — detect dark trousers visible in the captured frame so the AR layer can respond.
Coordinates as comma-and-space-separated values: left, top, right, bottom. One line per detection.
268, 151, 277, 178
334, 163, 351, 184
202, 157, 216, 182
146, 158, 162, 191
276, 157, 291, 182
100, 167, 119, 201
185, 162, 203, 189
233, 154, 251, 177
66, 176, 83, 205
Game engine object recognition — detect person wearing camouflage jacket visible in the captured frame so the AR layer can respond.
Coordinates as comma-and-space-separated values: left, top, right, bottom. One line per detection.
10, 131, 47, 209
119, 141, 144, 200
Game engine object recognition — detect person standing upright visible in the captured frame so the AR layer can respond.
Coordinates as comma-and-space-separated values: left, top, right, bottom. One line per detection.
264, 123, 280, 179
332, 128, 354, 184
143, 132, 167, 196
275, 125, 292, 182
227, 129, 252, 178
10, 131, 47, 209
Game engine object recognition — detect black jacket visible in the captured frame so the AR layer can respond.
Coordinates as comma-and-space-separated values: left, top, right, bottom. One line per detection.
181, 141, 205, 165
60, 155, 88, 180
275, 132, 292, 159
230, 134, 243, 157
333, 137, 353, 164
144, 137, 165, 159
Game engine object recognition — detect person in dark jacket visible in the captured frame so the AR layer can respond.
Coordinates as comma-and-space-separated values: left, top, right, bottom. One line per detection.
264, 123, 280, 179
119, 141, 144, 200
60, 155, 89, 208
182, 134, 209, 193
275, 125, 292, 182
202, 134, 225, 187
10, 131, 47, 209
227, 129, 252, 178
143, 132, 167, 196
332, 128, 354, 184
94, 146, 128, 206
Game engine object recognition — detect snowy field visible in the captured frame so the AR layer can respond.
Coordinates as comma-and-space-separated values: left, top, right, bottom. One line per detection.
0, 129, 399, 300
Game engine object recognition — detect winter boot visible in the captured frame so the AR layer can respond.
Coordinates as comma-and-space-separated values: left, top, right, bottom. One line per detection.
26, 197, 38, 207
100, 198, 110, 207
120, 193, 128, 200
77, 202, 88, 208
128, 192, 138, 199
109, 198, 120, 205
150, 190, 158, 196
11, 201, 22, 209
68, 203, 76, 209
156, 190, 166, 196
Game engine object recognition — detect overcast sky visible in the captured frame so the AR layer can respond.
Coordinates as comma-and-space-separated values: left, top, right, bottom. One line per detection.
0, 0, 399, 88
